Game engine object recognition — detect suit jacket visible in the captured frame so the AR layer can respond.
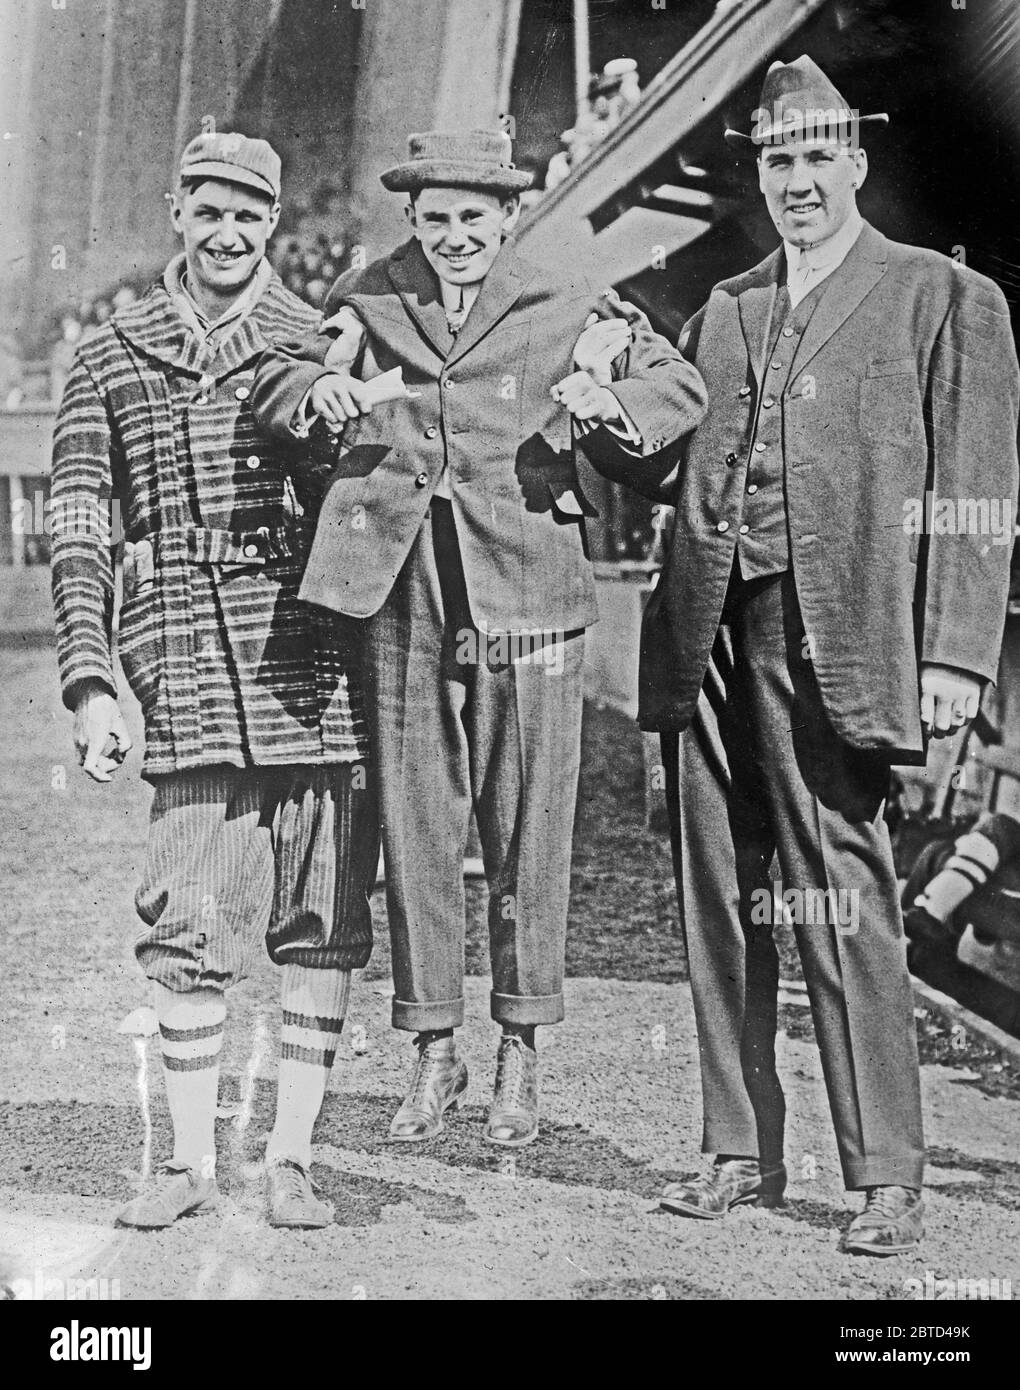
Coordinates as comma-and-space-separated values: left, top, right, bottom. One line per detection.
585, 222, 1020, 759
251, 237, 707, 632
50, 274, 367, 778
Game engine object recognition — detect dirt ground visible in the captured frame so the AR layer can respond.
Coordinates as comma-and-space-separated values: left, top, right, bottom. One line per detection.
1, 646, 1018, 1300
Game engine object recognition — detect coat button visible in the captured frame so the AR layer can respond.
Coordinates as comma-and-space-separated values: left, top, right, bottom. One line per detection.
725, 452, 738, 466
415, 472, 429, 488
443, 378, 455, 389
747, 484, 759, 495
754, 442, 766, 453
245, 454, 260, 469
738, 386, 751, 398
235, 385, 251, 401
763, 396, 775, 408
424, 426, 438, 439
782, 326, 796, 337
716, 520, 729, 533
771, 359, 783, 370
739, 524, 750, 535
243, 542, 259, 557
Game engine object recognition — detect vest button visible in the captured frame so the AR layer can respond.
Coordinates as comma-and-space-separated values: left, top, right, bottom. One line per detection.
738, 386, 751, 398
725, 452, 738, 466
754, 442, 766, 453
716, 520, 730, 533
747, 484, 758, 495
763, 396, 775, 408
783, 326, 796, 337
424, 426, 438, 439
415, 472, 429, 488
770, 360, 783, 370
739, 524, 750, 535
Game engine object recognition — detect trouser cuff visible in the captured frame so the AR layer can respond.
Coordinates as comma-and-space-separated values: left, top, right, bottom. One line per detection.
843, 1153, 926, 1191
491, 990, 564, 1025
391, 995, 465, 1032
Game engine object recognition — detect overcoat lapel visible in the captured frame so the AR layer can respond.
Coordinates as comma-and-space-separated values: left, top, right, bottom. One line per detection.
737, 248, 783, 387
444, 241, 532, 366
387, 240, 456, 358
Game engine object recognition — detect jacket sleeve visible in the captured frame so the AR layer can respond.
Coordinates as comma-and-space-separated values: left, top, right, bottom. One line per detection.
580, 302, 708, 502
49, 351, 119, 708
250, 269, 365, 440
920, 272, 1020, 683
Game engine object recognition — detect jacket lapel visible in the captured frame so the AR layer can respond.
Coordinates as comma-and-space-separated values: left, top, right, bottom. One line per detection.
444, 241, 532, 366
789, 221, 889, 377
737, 249, 783, 387
388, 240, 456, 359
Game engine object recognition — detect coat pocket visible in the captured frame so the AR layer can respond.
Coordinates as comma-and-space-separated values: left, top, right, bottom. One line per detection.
117, 586, 162, 711
859, 358, 923, 444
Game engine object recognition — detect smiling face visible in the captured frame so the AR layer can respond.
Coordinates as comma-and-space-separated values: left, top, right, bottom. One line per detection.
170, 178, 280, 313
405, 185, 520, 287
758, 137, 867, 248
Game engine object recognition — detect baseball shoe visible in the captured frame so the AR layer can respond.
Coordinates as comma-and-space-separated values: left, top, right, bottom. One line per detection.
115, 1161, 218, 1228
266, 1155, 335, 1229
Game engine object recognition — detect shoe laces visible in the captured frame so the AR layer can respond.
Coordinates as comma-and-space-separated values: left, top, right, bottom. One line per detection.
495, 1035, 528, 1109
409, 1041, 448, 1105
269, 1157, 312, 1198
864, 1185, 908, 1217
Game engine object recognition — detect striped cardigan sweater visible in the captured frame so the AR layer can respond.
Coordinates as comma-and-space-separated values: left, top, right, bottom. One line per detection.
51, 272, 368, 778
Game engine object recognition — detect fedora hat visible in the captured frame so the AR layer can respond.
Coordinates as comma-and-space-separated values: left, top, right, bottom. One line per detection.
380, 129, 534, 195
724, 55, 888, 148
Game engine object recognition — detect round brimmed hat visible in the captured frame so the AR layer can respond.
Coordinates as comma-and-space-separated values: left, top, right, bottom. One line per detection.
724, 56, 888, 148
380, 130, 534, 195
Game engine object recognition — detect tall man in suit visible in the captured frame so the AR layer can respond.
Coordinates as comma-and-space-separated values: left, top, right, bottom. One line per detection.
253, 129, 707, 1147
586, 57, 1019, 1253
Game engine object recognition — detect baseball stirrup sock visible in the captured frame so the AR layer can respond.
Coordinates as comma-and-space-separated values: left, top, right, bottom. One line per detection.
154, 982, 226, 1176
267, 966, 351, 1171
915, 830, 1001, 923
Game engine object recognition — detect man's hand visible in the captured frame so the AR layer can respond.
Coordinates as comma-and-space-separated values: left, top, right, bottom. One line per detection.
550, 370, 623, 424
572, 311, 633, 386
73, 681, 133, 782
309, 372, 377, 431
322, 307, 367, 372
920, 663, 982, 739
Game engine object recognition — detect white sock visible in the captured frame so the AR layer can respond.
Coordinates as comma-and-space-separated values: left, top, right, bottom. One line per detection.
917, 830, 1001, 922
267, 966, 351, 1171
153, 982, 226, 1178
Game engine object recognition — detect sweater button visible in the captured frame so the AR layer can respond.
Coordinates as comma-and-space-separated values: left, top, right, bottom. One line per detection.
246, 454, 261, 469
415, 472, 429, 488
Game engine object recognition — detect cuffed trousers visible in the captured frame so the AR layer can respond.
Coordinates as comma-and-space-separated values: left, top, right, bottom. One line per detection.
663, 570, 925, 1191
365, 499, 584, 1031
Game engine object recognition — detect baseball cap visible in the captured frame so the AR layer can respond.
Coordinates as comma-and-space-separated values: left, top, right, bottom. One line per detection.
178, 132, 281, 201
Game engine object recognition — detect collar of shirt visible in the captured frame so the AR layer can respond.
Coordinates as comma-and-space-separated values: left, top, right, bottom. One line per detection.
782, 207, 864, 303
163, 253, 273, 345
439, 279, 480, 332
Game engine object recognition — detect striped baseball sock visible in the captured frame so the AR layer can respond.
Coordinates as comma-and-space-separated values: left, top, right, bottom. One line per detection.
915, 830, 1001, 923
267, 966, 351, 1171
154, 982, 226, 1178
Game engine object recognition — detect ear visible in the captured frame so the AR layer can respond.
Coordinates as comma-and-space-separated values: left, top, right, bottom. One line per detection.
756, 154, 768, 197
266, 201, 282, 239
851, 146, 868, 192
168, 191, 185, 238
403, 200, 417, 232
500, 198, 522, 235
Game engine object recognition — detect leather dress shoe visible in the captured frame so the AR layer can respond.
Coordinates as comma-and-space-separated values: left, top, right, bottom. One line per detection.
388, 1035, 468, 1142
116, 1161, 219, 1228
484, 1034, 539, 1146
842, 1185, 924, 1256
660, 1158, 787, 1219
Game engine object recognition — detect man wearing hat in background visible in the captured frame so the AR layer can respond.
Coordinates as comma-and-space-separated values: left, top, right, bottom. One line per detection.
51, 132, 379, 1230
586, 56, 1019, 1253
253, 128, 706, 1147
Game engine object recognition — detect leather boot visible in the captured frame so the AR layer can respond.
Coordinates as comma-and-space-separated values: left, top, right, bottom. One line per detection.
388, 1034, 468, 1142
484, 1034, 539, 1146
